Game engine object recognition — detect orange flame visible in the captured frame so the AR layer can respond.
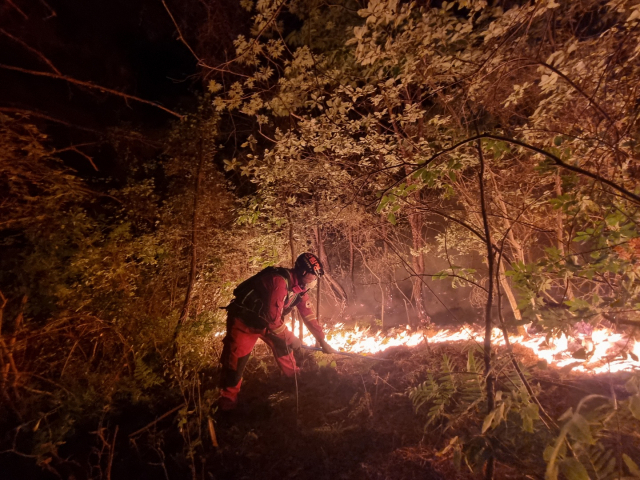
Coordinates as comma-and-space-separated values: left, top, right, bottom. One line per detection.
300, 322, 639, 374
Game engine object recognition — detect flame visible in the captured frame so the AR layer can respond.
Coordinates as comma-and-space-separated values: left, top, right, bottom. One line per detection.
300, 322, 640, 374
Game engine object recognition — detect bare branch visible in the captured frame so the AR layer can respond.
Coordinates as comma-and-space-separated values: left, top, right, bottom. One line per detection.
0, 64, 183, 118
404, 133, 640, 205
54, 144, 99, 171
0, 28, 61, 74
161, 0, 203, 66
5, 0, 28, 20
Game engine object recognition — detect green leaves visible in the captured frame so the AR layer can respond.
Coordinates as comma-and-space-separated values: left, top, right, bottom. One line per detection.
432, 271, 449, 280
521, 402, 539, 433
566, 413, 594, 445
387, 212, 397, 225
623, 454, 640, 478
559, 458, 589, 480
481, 408, 496, 433
629, 395, 640, 420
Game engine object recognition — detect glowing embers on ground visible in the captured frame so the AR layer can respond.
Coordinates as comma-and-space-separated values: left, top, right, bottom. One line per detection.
300, 322, 640, 374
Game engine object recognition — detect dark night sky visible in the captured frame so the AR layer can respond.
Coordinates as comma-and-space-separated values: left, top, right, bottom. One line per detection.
0, 0, 251, 177
0, 0, 209, 133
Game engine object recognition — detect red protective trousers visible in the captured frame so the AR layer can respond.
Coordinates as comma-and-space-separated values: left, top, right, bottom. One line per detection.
219, 316, 299, 409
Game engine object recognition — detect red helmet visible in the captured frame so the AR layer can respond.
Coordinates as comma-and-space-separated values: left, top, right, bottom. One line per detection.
295, 252, 324, 277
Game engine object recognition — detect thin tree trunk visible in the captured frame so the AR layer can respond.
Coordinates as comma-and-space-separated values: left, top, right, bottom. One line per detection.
179, 135, 205, 326
348, 227, 356, 299
498, 261, 521, 322
555, 172, 574, 300
381, 221, 394, 325
380, 280, 385, 326
408, 210, 428, 326
385, 98, 428, 326
485, 166, 526, 323
289, 216, 298, 332
289, 214, 296, 267
313, 200, 348, 305
410, 118, 428, 326
477, 140, 495, 480
316, 277, 321, 329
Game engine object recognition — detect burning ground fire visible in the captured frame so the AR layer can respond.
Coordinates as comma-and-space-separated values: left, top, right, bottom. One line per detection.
299, 322, 640, 374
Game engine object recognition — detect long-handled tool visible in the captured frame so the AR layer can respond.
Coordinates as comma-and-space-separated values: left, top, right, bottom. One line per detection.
300, 345, 392, 362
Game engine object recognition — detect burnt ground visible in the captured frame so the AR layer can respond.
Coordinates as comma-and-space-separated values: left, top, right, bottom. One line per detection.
202, 343, 454, 480
2, 340, 637, 480
160, 339, 632, 480
196, 340, 638, 480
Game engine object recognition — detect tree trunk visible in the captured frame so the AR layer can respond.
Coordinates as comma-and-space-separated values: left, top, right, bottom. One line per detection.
348, 227, 356, 299
313, 200, 348, 305
408, 210, 428, 326
178, 135, 205, 326
478, 141, 495, 480
289, 215, 299, 332
555, 172, 574, 300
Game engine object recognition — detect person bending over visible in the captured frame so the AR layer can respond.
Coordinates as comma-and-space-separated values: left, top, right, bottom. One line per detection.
219, 252, 336, 410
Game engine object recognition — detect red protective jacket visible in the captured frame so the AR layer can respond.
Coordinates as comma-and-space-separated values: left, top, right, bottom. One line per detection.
228, 266, 324, 340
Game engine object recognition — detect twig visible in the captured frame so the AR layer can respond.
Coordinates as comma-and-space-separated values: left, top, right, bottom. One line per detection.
161, 0, 203, 66
531, 377, 592, 395
106, 425, 118, 480
373, 373, 397, 391
5, 0, 28, 19
54, 144, 99, 171
0, 28, 61, 74
128, 404, 185, 437
0, 64, 183, 118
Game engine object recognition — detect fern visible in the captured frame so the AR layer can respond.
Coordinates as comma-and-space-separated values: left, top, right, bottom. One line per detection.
134, 356, 163, 389
409, 353, 486, 430
454, 351, 485, 418
544, 390, 640, 480
588, 444, 617, 480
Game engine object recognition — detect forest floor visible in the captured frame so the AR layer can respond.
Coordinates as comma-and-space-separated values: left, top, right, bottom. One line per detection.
1, 337, 634, 480
195, 340, 629, 480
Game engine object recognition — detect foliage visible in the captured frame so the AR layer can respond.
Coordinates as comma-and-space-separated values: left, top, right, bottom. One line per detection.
409, 351, 485, 430
0, 103, 277, 476
3, 0, 640, 477
542, 374, 640, 480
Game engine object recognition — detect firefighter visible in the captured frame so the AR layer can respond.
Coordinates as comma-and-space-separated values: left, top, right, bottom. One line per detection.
218, 252, 337, 411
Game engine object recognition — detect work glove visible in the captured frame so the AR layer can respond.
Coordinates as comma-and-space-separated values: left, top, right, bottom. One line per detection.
319, 338, 338, 355
288, 335, 302, 352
